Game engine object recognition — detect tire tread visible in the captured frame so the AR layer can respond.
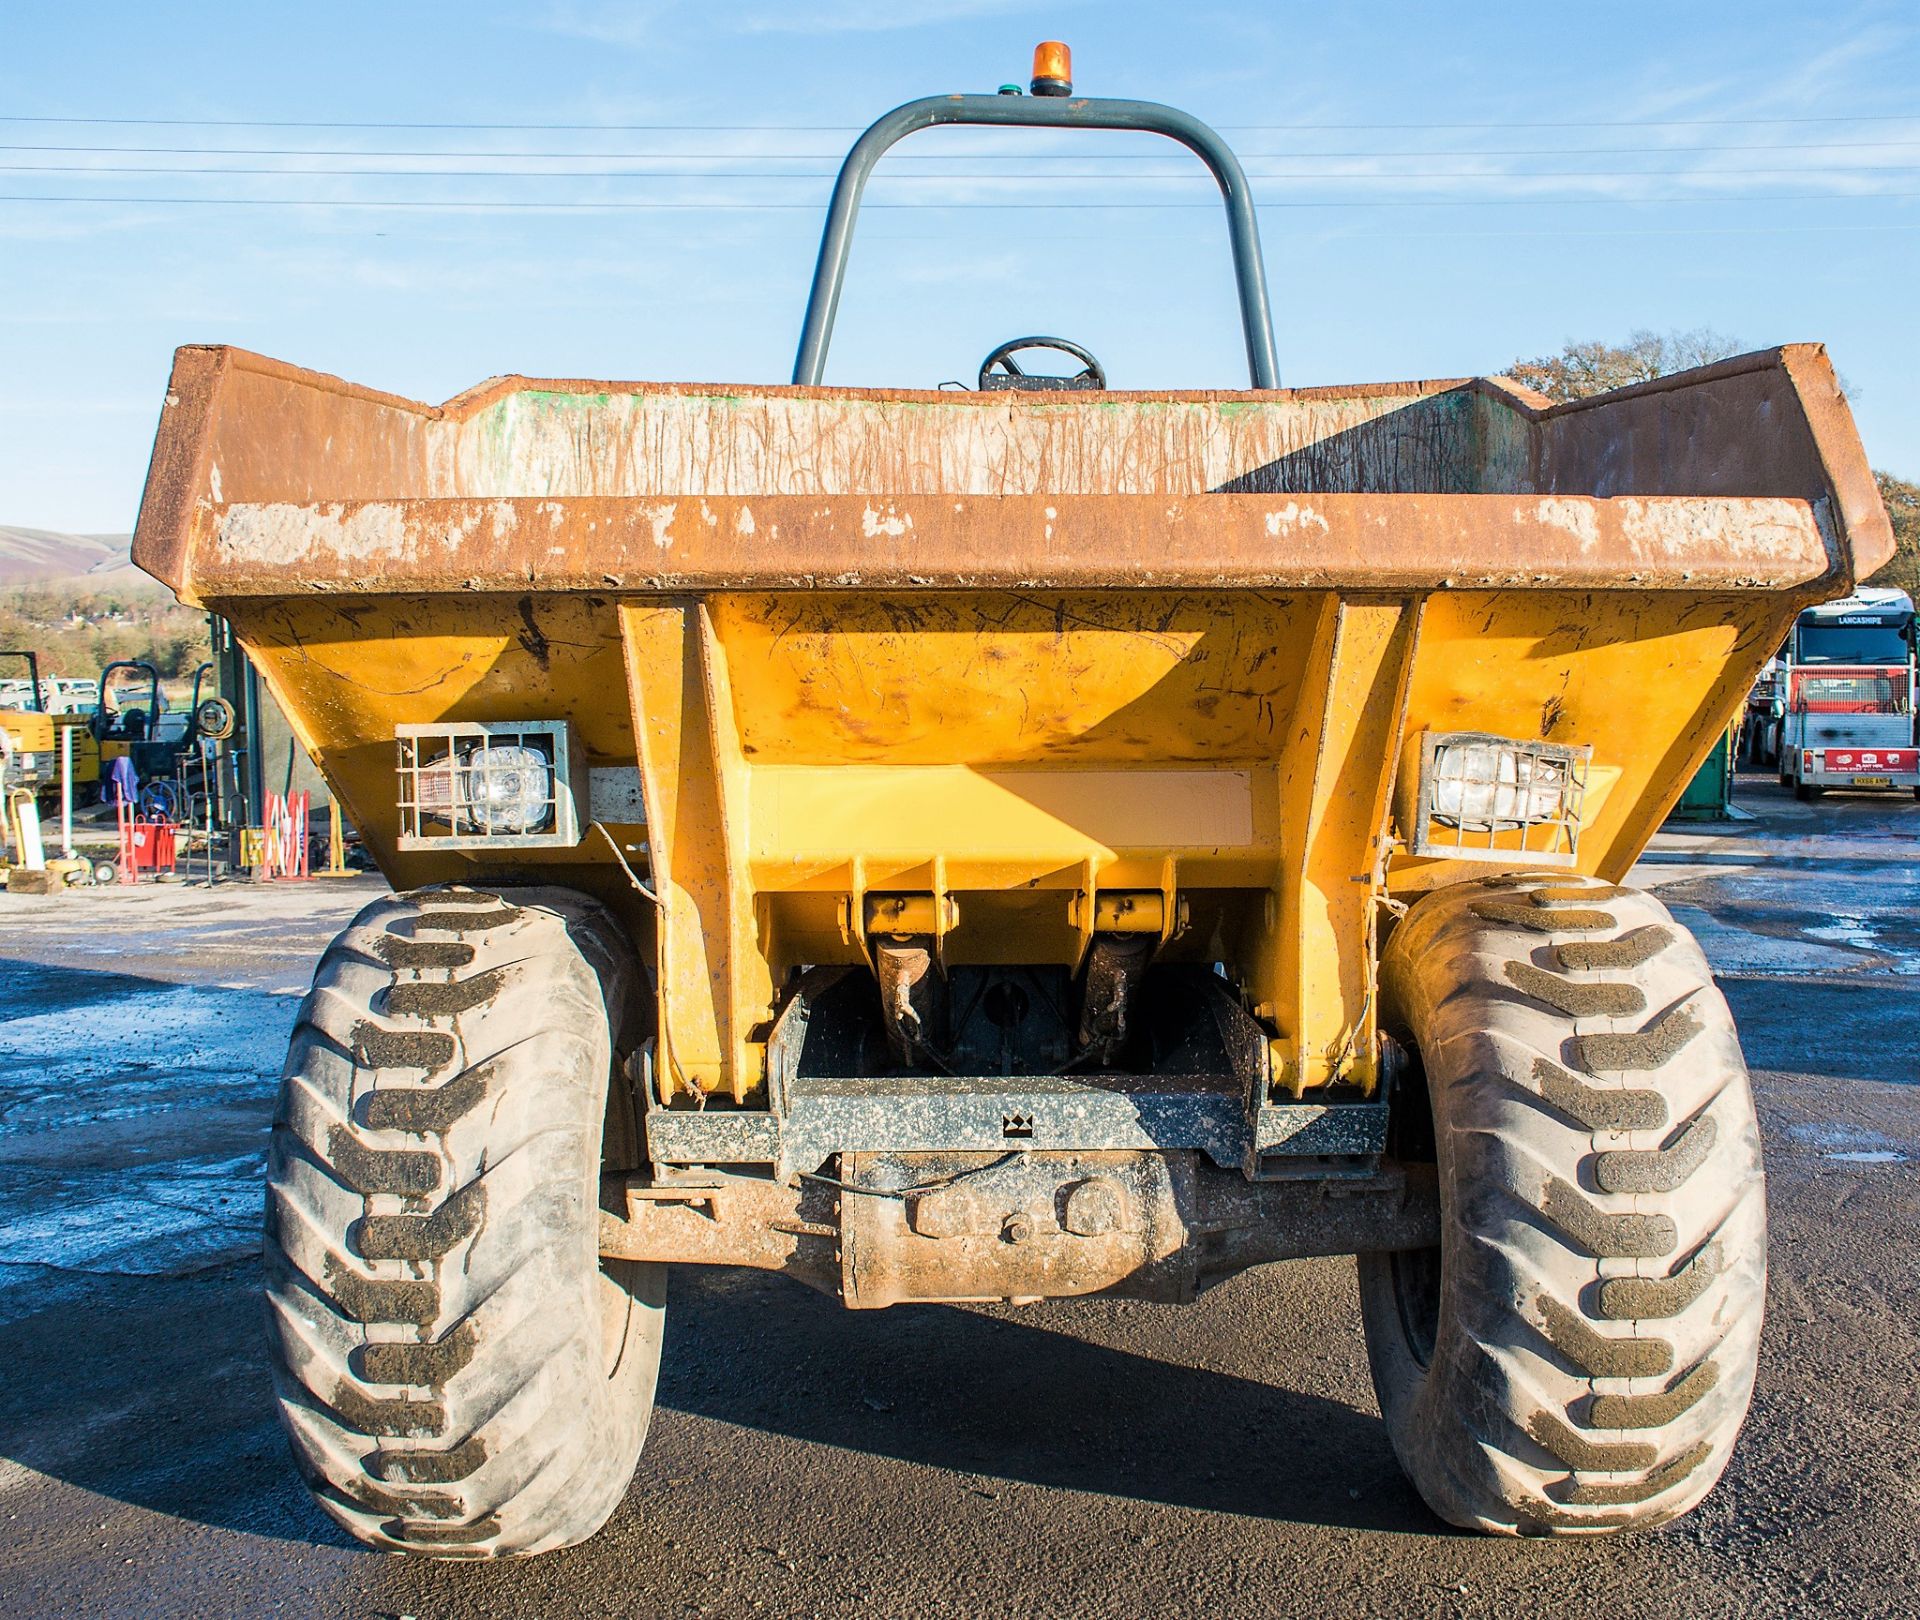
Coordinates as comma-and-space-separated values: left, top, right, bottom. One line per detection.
1359, 871, 1766, 1536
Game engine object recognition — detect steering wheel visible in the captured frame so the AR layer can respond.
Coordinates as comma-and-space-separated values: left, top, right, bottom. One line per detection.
977, 336, 1107, 392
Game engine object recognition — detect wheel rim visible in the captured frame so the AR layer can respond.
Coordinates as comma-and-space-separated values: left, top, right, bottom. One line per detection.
596, 1045, 655, 1379
1384, 1047, 1442, 1369
1388, 1245, 1443, 1370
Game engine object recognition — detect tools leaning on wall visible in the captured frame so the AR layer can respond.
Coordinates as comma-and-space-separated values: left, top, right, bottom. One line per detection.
251, 791, 311, 882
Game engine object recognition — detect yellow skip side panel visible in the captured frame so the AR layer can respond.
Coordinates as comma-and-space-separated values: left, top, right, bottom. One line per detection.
1393, 590, 1777, 888
213, 592, 639, 891
221, 582, 1789, 1103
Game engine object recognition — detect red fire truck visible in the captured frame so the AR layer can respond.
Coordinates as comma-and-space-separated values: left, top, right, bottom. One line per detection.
1780, 587, 1919, 800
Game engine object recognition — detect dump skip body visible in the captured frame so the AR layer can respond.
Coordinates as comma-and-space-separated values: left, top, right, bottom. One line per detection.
134, 340, 1887, 1105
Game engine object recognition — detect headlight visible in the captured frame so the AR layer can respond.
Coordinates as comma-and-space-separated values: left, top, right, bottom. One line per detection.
395, 720, 581, 850
1430, 741, 1568, 829
1410, 730, 1591, 865
459, 745, 553, 834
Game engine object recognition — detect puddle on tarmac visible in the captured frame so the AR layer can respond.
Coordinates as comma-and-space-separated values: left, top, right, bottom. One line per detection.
1786, 1121, 1914, 1165
0, 976, 294, 1297
1805, 915, 1882, 951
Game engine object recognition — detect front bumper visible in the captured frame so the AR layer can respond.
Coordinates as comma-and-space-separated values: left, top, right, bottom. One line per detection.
1800, 747, 1920, 788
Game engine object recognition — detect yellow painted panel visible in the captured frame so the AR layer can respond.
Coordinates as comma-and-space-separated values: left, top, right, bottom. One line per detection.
224, 592, 637, 894
1391, 590, 1776, 887
712, 591, 1320, 766
619, 602, 773, 1103
0, 712, 55, 754
210, 578, 1793, 1102
1255, 599, 1420, 1094
753, 765, 1260, 868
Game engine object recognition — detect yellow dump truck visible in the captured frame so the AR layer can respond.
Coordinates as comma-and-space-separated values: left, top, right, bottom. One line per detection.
132, 49, 1892, 1558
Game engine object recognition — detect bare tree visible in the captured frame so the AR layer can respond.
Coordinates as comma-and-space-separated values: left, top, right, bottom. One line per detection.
1503, 327, 1745, 402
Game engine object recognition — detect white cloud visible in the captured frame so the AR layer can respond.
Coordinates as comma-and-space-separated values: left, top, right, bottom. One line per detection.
734, 0, 1058, 35
540, 0, 1068, 46
537, 1, 669, 47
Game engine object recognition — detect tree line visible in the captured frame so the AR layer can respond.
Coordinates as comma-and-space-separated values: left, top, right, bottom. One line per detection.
0, 577, 211, 685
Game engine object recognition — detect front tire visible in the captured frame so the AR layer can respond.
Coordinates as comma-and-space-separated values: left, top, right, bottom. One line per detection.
265, 885, 662, 1557
1359, 873, 1765, 1535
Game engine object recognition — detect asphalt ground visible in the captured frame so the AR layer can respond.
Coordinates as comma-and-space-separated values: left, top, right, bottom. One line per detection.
0, 776, 1915, 1619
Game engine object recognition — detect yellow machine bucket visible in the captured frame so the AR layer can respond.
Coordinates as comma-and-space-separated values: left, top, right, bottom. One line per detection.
132, 344, 1890, 1116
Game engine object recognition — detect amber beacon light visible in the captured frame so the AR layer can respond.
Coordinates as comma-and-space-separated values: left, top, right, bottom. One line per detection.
1030, 40, 1072, 96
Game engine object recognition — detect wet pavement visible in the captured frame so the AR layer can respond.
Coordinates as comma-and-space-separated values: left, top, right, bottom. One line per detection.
0, 778, 1915, 1619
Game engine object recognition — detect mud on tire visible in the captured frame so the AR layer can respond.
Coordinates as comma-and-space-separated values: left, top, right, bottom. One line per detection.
1359, 873, 1765, 1535
264, 885, 663, 1557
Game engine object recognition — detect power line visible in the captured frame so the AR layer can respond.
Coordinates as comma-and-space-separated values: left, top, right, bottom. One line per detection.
4, 191, 1916, 211
0, 112, 1915, 132
5, 139, 1920, 162
7, 162, 1920, 182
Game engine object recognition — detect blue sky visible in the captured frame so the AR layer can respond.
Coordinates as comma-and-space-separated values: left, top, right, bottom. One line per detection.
2, 1, 1916, 532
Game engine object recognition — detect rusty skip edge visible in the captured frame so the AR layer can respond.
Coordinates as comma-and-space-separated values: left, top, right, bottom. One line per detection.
184, 490, 1838, 597
129, 341, 1893, 606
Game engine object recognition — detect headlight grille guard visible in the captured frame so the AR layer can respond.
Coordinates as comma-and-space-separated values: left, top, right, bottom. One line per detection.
395, 719, 582, 851
1409, 729, 1591, 866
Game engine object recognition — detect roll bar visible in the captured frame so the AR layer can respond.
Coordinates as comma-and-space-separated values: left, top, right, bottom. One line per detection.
93, 660, 161, 732
792, 92, 1280, 390
1, 650, 45, 714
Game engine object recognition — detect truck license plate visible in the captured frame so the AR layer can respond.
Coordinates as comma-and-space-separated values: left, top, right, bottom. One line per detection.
1850, 775, 1893, 788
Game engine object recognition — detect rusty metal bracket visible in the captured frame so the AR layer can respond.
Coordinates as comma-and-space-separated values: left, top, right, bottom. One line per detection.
598, 1153, 1439, 1307
871, 934, 945, 1068
1076, 932, 1156, 1063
